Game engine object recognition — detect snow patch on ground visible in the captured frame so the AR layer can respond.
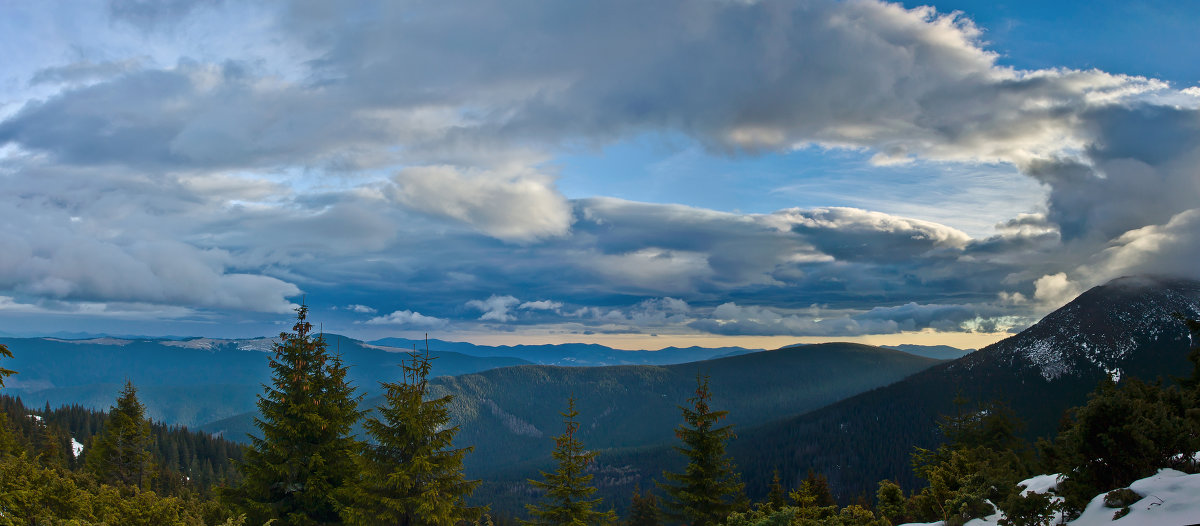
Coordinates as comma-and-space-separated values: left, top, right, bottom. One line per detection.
1074, 469, 1200, 526
1020, 473, 1062, 495
900, 470, 1200, 526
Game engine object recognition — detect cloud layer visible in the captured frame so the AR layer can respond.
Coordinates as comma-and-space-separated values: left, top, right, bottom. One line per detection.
0, 0, 1197, 339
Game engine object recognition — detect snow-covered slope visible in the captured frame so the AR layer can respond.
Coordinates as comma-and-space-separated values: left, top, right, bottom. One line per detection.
955, 275, 1200, 381
901, 468, 1200, 526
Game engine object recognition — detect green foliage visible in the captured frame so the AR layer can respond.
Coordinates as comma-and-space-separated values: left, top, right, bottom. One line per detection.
1103, 487, 1141, 508
873, 480, 907, 525
626, 488, 661, 526
766, 471, 787, 511
906, 398, 1030, 526
997, 487, 1059, 526
0, 452, 240, 525
721, 504, 888, 526
908, 446, 1003, 526
86, 380, 153, 488
1100, 487, 1142, 521
225, 305, 364, 525
523, 397, 617, 526
790, 470, 836, 509
1044, 376, 1200, 515
344, 348, 482, 526
660, 375, 746, 526
0, 342, 15, 387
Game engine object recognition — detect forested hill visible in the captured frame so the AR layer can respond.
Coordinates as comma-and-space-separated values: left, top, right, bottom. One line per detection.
720, 275, 1200, 501
0, 393, 244, 493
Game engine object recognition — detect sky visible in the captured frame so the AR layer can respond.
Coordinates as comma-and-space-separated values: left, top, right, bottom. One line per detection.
1, 0, 1199, 349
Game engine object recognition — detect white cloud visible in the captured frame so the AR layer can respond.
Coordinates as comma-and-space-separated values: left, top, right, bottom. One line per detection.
389, 165, 573, 242
346, 304, 377, 314
364, 309, 447, 327
519, 300, 563, 311
1032, 272, 1084, 309
467, 295, 522, 322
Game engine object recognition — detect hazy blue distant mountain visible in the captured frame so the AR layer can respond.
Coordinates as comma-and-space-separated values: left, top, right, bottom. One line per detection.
882, 344, 973, 360
368, 337, 760, 366
1, 334, 529, 427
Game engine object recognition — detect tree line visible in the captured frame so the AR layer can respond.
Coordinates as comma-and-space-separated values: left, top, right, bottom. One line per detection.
1, 308, 1199, 525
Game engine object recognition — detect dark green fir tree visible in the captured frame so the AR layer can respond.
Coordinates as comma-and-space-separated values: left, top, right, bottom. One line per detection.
627, 487, 661, 526
0, 343, 14, 387
226, 304, 364, 525
523, 397, 616, 526
766, 470, 787, 511
0, 343, 17, 456
659, 375, 745, 526
344, 346, 481, 526
85, 380, 152, 488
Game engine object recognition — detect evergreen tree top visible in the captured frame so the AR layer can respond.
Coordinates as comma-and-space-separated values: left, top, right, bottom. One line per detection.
0, 343, 14, 388
523, 397, 616, 526
659, 375, 745, 526
228, 303, 364, 525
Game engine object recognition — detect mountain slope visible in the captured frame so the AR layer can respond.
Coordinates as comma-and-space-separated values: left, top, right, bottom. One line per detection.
718, 275, 1200, 500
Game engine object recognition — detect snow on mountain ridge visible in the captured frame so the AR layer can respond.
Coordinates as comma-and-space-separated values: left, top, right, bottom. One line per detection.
158, 337, 276, 352
974, 276, 1200, 381
43, 337, 132, 346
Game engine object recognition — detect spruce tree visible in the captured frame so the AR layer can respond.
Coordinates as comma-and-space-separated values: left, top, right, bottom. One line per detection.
86, 380, 152, 488
0, 343, 14, 387
766, 470, 787, 511
659, 375, 745, 526
344, 347, 481, 526
626, 488, 661, 526
226, 304, 364, 525
0, 343, 17, 456
523, 397, 616, 526
791, 470, 836, 508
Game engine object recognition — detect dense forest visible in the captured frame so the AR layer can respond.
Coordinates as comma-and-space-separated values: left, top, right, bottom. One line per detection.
1, 310, 1199, 525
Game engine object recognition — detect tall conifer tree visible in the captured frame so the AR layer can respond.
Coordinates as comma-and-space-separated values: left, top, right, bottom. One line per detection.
523, 397, 616, 526
627, 488, 661, 526
0, 343, 17, 456
0, 343, 14, 387
344, 346, 481, 526
227, 304, 364, 525
659, 375, 745, 526
86, 380, 152, 488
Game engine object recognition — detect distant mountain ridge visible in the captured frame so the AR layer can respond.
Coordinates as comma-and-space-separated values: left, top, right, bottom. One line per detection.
368, 337, 760, 366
